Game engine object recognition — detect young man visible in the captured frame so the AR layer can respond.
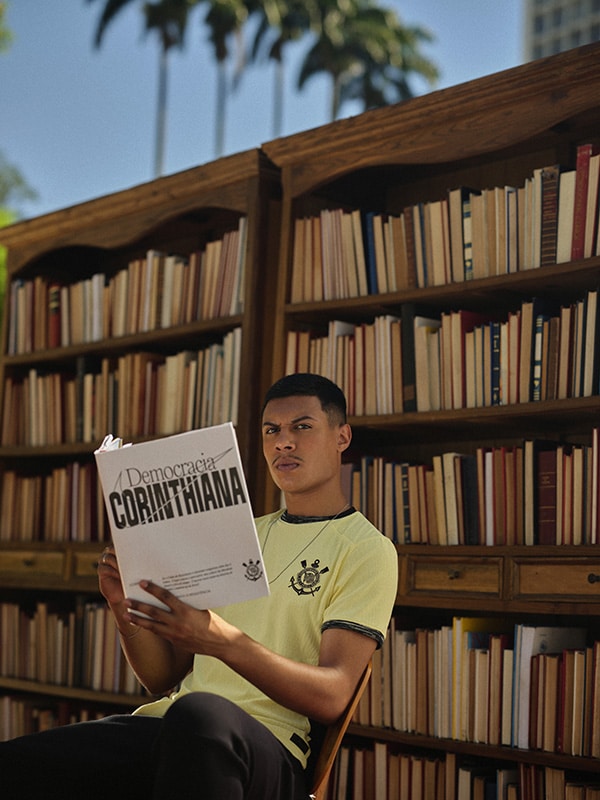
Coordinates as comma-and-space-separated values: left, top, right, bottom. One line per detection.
0, 373, 397, 799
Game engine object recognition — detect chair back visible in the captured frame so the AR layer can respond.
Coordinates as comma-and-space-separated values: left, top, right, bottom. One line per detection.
308, 661, 372, 800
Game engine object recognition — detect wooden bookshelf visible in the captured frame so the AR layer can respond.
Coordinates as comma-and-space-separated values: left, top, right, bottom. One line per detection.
0, 149, 280, 730
3, 39, 600, 796
263, 43, 600, 797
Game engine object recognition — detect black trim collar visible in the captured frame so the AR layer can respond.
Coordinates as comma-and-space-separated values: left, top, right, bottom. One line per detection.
281, 507, 356, 525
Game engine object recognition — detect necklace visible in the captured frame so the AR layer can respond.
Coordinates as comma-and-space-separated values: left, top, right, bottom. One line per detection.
262, 503, 351, 585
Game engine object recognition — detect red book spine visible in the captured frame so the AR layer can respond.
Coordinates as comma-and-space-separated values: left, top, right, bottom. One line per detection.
571, 143, 598, 261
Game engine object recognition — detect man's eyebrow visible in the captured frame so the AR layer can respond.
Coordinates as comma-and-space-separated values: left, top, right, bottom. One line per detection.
262, 414, 317, 427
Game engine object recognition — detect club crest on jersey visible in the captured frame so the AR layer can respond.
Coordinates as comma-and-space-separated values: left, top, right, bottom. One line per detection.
289, 559, 329, 596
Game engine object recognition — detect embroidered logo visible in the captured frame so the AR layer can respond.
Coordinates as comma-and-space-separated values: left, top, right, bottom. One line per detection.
243, 558, 263, 582
289, 559, 329, 596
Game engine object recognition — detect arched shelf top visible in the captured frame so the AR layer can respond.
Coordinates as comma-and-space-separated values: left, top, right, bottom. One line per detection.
263, 42, 600, 199
1, 149, 277, 274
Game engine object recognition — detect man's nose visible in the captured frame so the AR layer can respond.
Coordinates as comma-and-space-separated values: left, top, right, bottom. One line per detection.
275, 432, 295, 450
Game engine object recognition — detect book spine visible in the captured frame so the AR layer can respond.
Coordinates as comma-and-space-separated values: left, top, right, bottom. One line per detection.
572, 144, 597, 261
537, 449, 557, 545
47, 283, 61, 349
540, 166, 559, 266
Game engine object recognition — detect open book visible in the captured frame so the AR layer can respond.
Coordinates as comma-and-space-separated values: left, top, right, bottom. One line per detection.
94, 423, 269, 610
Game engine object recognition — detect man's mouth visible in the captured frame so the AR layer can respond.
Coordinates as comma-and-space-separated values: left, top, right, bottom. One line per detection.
274, 457, 300, 471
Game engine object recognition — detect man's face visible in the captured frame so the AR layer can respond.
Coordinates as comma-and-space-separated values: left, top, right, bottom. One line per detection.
261, 394, 351, 502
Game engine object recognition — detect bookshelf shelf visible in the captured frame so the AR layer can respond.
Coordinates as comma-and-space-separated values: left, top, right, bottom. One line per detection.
2, 314, 244, 368
0, 149, 280, 740
347, 724, 600, 774
262, 42, 600, 796
284, 255, 600, 321
0, 676, 143, 708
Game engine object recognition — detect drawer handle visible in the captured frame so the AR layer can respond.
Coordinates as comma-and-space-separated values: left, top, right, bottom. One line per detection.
22, 559, 35, 567
448, 569, 461, 580
588, 573, 600, 584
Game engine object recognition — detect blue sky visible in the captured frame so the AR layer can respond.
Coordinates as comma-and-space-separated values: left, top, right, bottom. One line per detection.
2, 1, 524, 220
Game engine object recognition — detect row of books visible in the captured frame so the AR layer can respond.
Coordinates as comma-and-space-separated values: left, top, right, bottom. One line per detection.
286, 290, 600, 418
356, 618, 599, 760
1, 425, 598, 545
0, 696, 109, 743
1, 328, 242, 447
345, 432, 600, 546
0, 600, 143, 696
7, 217, 248, 355
325, 747, 600, 800
0, 462, 106, 544
290, 143, 600, 301
325, 744, 444, 800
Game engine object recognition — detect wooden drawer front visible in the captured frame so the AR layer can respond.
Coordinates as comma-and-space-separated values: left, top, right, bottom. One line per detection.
406, 556, 502, 598
0, 549, 65, 578
72, 550, 101, 579
512, 559, 600, 601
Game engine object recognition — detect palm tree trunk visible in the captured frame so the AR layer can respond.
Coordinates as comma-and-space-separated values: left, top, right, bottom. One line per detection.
272, 58, 284, 138
331, 75, 341, 122
154, 47, 168, 177
214, 61, 227, 158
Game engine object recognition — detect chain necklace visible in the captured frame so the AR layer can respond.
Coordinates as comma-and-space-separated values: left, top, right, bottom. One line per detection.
262, 503, 351, 585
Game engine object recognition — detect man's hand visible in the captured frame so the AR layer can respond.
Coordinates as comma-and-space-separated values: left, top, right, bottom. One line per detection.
97, 545, 125, 607
121, 580, 239, 658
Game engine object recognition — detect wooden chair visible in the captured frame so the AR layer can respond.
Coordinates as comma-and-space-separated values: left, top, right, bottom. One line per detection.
307, 661, 372, 800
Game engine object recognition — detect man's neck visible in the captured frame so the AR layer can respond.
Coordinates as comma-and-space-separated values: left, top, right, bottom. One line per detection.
283, 492, 349, 519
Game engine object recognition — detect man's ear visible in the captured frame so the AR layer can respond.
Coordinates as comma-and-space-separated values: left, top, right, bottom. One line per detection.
337, 423, 352, 452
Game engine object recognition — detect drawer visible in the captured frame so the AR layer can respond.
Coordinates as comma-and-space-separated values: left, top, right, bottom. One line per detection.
0, 549, 66, 578
512, 558, 600, 601
71, 550, 101, 579
405, 556, 502, 598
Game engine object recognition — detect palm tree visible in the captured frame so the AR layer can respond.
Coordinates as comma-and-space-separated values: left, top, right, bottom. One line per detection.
87, 0, 193, 176
337, 7, 438, 112
297, 0, 438, 121
201, 0, 249, 157
246, 0, 317, 138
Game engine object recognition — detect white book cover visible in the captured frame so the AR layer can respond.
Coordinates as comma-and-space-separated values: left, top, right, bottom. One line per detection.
94, 423, 269, 611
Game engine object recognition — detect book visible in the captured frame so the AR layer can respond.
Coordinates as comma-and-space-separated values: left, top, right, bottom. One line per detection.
556, 170, 577, 263
448, 186, 471, 283
94, 423, 269, 611
540, 165, 560, 266
572, 144, 599, 261
414, 315, 442, 412
537, 447, 558, 545
512, 623, 586, 750
451, 310, 489, 410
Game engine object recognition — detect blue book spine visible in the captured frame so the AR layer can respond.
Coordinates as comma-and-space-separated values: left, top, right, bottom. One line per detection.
362, 211, 378, 294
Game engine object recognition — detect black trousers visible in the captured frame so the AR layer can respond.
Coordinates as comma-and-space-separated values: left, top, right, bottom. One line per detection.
0, 692, 309, 800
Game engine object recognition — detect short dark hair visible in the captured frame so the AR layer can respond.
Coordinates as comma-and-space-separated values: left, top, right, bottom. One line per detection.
262, 373, 347, 424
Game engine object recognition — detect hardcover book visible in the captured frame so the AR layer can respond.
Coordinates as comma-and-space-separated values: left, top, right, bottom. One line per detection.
94, 423, 269, 611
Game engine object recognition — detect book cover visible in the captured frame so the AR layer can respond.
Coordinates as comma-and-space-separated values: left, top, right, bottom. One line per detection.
94, 423, 269, 610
